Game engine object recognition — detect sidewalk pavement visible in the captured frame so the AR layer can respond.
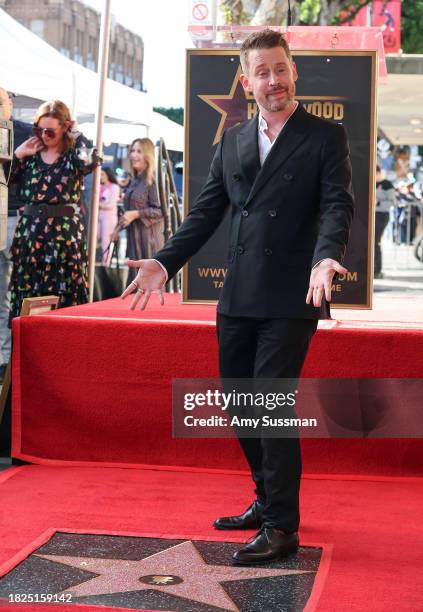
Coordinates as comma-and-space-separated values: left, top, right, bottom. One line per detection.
374, 240, 423, 296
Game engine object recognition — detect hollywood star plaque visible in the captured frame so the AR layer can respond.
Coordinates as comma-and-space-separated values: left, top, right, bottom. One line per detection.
183, 49, 377, 308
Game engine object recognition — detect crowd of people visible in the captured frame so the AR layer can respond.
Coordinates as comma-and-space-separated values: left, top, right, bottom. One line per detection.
0, 91, 165, 383
375, 164, 423, 277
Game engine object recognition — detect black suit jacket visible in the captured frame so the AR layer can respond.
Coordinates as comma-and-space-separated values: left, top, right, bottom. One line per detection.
156, 103, 354, 319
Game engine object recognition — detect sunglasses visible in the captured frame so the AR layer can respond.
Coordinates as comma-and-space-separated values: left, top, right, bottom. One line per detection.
32, 125, 58, 139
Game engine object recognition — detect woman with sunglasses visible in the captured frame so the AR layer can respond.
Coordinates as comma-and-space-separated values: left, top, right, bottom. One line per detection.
8, 99, 98, 320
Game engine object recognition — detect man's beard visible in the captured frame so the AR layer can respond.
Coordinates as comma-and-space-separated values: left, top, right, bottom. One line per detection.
262, 88, 294, 112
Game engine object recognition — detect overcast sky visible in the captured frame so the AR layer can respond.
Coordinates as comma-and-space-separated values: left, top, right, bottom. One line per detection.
85, 0, 193, 108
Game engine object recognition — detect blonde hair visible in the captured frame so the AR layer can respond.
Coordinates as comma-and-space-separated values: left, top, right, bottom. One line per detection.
240, 29, 292, 75
130, 138, 156, 186
34, 100, 74, 152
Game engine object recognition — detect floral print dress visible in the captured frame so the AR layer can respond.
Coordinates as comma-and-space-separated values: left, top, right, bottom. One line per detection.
8, 148, 91, 320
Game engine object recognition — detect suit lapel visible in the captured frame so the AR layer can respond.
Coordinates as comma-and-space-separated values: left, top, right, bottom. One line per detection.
245, 103, 311, 206
236, 114, 261, 191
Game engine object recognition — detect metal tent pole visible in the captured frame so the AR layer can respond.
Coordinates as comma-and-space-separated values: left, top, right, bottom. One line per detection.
87, 0, 112, 302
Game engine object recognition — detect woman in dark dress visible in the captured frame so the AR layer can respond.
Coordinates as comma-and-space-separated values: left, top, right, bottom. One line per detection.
122, 138, 164, 285
8, 100, 97, 320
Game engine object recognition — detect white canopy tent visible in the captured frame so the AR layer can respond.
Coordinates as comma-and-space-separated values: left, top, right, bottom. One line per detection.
79, 112, 184, 152
0, 7, 153, 125
148, 112, 184, 152
0, 5, 184, 300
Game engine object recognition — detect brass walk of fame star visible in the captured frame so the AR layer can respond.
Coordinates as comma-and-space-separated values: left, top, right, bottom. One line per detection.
36, 540, 313, 612
199, 65, 255, 146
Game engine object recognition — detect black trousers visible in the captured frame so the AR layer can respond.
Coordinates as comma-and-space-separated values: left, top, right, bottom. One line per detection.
216, 313, 318, 533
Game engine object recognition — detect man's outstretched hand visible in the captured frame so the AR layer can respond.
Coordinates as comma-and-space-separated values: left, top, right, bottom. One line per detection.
306, 259, 348, 307
121, 259, 167, 310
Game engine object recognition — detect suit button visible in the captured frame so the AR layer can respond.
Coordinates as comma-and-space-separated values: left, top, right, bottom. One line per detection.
283, 173, 293, 181
264, 248, 273, 256
237, 246, 244, 254
268, 209, 277, 217
233, 173, 241, 181
242, 209, 249, 217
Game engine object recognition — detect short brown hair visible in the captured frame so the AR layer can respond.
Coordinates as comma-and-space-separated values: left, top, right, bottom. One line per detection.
240, 29, 292, 74
34, 99, 74, 152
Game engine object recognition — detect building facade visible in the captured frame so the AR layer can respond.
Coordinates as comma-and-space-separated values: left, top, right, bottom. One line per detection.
0, 0, 144, 90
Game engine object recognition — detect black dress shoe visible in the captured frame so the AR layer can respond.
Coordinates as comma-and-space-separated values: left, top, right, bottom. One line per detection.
232, 527, 299, 564
213, 501, 263, 530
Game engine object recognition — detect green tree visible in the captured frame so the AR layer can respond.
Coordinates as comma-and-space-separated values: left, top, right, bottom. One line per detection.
322, 0, 372, 25
298, 0, 321, 23
221, 0, 373, 26
153, 107, 184, 126
401, 0, 423, 53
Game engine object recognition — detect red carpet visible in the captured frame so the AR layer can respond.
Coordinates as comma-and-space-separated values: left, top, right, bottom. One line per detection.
0, 465, 422, 611
11, 295, 423, 475
4, 296, 423, 610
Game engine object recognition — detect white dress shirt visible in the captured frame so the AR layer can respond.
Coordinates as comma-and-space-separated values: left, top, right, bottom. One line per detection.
258, 101, 299, 165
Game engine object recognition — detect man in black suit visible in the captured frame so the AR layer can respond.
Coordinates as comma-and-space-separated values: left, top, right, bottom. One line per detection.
122, 30, 354, 564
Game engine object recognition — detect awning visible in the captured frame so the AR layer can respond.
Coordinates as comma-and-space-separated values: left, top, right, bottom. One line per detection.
79, 113, 184, 152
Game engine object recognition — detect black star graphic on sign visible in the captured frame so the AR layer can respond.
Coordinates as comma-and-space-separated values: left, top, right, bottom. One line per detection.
199, 66, 256, 145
